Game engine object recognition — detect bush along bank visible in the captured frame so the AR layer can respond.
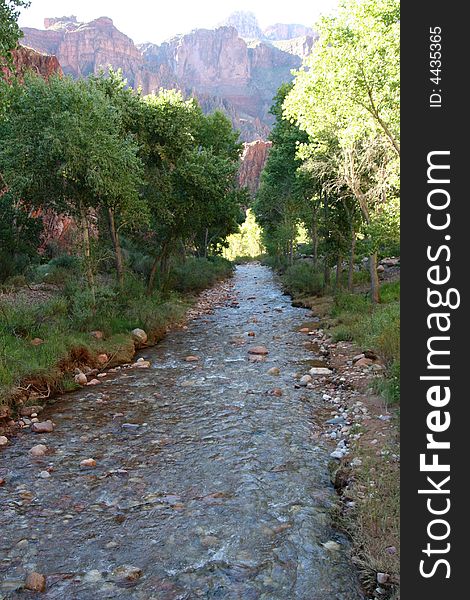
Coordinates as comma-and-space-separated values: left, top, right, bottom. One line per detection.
0, 257, 234, 431
279, 263, 400, 600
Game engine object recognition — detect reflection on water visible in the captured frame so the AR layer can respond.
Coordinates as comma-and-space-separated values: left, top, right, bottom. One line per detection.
0, 265, 362, 599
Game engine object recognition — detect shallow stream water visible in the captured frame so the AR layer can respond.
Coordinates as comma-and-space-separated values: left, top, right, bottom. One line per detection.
0, 264, 363, 599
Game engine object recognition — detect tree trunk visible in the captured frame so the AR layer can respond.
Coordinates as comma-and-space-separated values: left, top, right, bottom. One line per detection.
335, 253, 342, 291
180, 239, 187, 262
147, 256, 159, 296
369, 252, 381, 303
323, 257, 330, 289
147, 242, 171, 295
204, 228, 209, 259
79, 203, 96, 307
108, 207, 124, 289
312, 215, 318, 268
348, 224, 356, 292
322, 191, 330, 289
289, 238, 294, 266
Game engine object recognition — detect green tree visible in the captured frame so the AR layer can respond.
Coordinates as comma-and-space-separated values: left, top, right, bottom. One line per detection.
0, 0, 29, 71
0, 73, 143, 299
284, 0, 400, 301
254, 84, 311, 266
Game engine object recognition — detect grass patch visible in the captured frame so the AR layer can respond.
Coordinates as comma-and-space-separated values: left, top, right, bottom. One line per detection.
0, 257, 232, 407
281, 262, 324, 297
336, 444, 400, 596
170, 257, 233, 294
329, 281, 400, 405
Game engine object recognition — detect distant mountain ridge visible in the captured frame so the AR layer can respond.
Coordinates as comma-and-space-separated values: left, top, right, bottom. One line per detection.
220, 11, 315, 42
21, 12, 315, 143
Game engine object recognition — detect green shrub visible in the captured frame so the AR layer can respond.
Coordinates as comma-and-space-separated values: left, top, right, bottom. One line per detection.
282, 262, 324, 296
374, 360, 400, 405
171, 257, 233, 294
331, 284, 400, 404
380, 280, 400, 304
49, 254, 81, 272
261, 254, 289, 271
2, 275, 28, 291
42, 267, 71, 285
331, 325, 354, 342
356, 303, 400, 365
332, 292, 370, 316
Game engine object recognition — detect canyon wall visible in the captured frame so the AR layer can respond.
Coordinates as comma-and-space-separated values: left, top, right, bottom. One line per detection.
3, 45, 62, 81
21, 14, 310, 142
238, 140, 272, 195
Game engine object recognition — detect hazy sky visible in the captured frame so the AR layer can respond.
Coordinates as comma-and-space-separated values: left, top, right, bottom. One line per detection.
18, 0, 338, 44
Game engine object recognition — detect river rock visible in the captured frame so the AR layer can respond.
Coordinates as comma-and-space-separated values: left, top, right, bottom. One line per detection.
185, 356, 199, 362
380, 257, 400, 267
322, 540, 341, 552
326, 417, 346, 425
25, 572, 46, 592
112, 565, 143, 582
299, 328, 310, 333
31, 421, 54, 433
249, 354, 265, 362
0, 404, 11, 419
299, 375, 312, 386
0, 435, 9, 447
309, 367, 333, 376
80, 458, 97, 468
267, 367, 280, 376
29, 444, 48, 457
87, 378, 101, 386
131, 360, 151, 369
20, 405, 43, 417
355, 358, 374, 368
247, 331, 256, 337
377, 572, 390, 584
248, 346, 269, 355
131, 328, 148, 345
330, 450, 344, 460
270, 388, 283, 397
352, 353, 365, 364
83, 570, 102, 583
200, 535, 219, 547
38, 471, 51, 479
97, 354, 108, 365
75, 373, 88, 386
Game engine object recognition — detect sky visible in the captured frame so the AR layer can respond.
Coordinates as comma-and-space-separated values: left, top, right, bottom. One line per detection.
18, 0, 338, 44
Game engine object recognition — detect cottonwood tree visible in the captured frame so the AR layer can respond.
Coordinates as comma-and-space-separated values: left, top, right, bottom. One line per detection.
254, 84, 311, 266
0, 73, 143, 300
284, 0, 400, 301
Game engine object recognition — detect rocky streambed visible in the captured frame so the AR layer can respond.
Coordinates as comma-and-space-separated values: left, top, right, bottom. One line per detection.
0, 264, 363, 599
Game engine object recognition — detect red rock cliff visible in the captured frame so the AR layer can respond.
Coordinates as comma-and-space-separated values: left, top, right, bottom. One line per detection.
3, 45, 62, 81
21, 18, 303, 142
238, 140, 272, 195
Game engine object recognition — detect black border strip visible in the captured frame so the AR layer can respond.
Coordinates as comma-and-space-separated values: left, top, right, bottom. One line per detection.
401, 2, 466, 595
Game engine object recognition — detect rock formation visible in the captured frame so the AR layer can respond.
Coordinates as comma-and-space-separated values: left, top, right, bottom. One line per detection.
21, 16, 142, 85
220, 11, 264, 40
239, 140, 272, 195
263, 23, 315, 41
4, 45, 62, 81
18, 12, 314, 192
21, 15, 311, 141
